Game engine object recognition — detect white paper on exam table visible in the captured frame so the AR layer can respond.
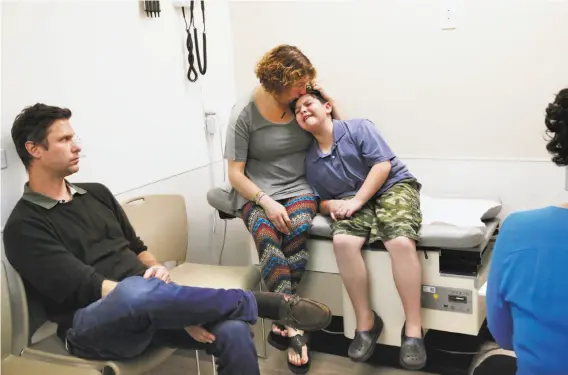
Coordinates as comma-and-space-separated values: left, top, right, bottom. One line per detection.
420, 194, 487, 229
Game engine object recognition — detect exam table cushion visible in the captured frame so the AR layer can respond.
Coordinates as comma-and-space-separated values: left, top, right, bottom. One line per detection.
310, 215, 499, 250
207, 185, 502, 249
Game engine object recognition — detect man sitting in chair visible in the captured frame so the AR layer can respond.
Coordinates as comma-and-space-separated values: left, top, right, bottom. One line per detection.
2, 103, 333, 375
290, 90, 426, 371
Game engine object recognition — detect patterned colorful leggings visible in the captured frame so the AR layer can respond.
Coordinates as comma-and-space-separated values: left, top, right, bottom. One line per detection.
242, 193, 317, 295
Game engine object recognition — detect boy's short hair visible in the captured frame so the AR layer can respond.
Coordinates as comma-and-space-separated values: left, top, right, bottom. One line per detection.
289, 88, 327, 114
545, 88, 568, 166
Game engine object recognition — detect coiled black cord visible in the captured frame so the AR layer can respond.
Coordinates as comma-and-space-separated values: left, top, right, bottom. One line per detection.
182, 1, 207, 83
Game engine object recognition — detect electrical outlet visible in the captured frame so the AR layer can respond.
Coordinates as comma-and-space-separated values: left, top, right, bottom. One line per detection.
442, 0, 457, 30
1, 149, 7, 169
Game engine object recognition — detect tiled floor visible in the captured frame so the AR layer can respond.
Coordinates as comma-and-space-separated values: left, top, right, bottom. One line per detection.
147, 346, 436, 375
258, 348, 435, 375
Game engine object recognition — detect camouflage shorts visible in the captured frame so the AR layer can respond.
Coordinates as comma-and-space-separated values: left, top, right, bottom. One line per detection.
330, 179, 422, 243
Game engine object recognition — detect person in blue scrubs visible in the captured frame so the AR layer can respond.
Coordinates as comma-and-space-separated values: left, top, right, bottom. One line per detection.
483, 87, 568, 375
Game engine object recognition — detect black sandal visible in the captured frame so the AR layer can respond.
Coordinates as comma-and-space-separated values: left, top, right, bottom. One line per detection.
287, 332, 311, 374
267, 322, 289, 351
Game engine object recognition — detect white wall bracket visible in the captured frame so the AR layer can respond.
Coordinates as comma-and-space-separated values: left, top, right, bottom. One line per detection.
172, 0, 192, 8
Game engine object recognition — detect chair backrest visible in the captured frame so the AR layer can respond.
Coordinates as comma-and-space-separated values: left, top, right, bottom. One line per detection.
1, 261, 13, 360
121, 195, 189, 264
1, 259, 33, 357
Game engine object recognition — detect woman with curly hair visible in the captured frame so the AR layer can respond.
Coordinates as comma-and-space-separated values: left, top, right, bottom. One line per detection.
472, 87, 568, 375
224, 44, 342, 373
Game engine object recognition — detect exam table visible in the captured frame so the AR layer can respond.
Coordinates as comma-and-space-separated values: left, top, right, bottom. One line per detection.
208, 185, 501, 347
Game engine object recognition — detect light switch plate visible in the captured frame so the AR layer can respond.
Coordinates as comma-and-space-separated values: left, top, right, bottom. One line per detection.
1, 149, 7, 169
442, 0, 457, 30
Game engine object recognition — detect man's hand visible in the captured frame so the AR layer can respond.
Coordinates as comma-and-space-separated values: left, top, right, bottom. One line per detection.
259, 195, 292, 235
101, 280, 118, 298
336, 198, 365, 219
186, 326, 216, 344
143, 265, 172, 283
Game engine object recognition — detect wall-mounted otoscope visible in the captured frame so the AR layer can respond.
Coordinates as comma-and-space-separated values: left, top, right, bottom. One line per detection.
177, 0, 207, 82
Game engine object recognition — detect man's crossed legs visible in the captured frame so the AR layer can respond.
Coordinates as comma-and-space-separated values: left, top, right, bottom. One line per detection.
65, 276, 332, 375
331, 179, 427, 370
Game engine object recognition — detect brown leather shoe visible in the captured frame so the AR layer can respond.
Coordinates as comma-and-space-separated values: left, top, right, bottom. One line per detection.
277, 294, 332, 331
253, 292, 332, 331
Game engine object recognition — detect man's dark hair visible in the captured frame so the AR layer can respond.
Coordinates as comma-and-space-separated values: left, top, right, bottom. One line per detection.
289, 89, 327, 114
545, 88, 568, 166
11, 103, 72, 169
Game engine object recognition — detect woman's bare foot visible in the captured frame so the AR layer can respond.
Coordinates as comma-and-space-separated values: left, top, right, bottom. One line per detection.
287, 327, 309, 367
272, 322, 288, 337
267, 322, 290, 351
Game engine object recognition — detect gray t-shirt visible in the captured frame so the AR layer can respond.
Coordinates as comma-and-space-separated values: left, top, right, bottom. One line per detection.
224, 91, 314, 211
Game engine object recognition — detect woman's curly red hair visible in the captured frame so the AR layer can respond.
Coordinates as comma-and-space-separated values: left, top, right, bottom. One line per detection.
255, 45, 316, 95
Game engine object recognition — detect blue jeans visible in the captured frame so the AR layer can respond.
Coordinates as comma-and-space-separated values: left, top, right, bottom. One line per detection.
65, 276, 260, 375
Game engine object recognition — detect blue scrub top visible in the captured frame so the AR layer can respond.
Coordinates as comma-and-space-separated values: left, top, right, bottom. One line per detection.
487, 206, 568, 375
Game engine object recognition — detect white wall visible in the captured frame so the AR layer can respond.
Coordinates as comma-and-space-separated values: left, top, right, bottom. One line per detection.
2, 0, 568, 270
406, 157, 567, 216
230, 0, 568, 160
1, 0, 238, 265
115, 161, 251, 266
228, 0, 568, 215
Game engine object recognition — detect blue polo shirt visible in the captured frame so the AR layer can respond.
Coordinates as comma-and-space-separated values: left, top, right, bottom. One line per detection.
305, 119, 415, 200
487, 206, 568, 375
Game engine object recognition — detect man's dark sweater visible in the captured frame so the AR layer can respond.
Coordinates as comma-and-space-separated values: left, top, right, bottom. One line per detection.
3, 182, 148, 339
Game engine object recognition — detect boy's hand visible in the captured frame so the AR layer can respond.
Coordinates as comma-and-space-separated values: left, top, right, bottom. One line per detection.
329, 200, 345, 221
337, 198, 365, 218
